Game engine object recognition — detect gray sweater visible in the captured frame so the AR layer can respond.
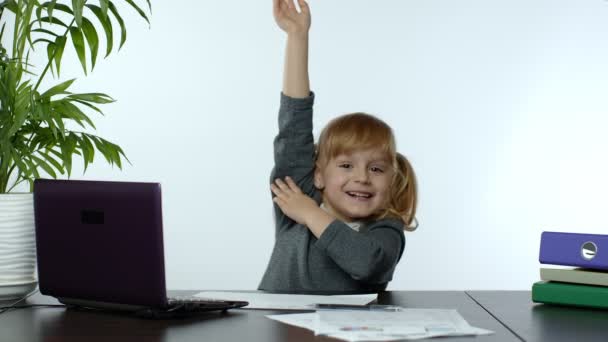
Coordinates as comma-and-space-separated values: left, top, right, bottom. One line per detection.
258, 92, 406, 293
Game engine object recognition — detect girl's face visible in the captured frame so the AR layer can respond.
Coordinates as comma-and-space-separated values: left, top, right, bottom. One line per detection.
314, 148, 394, 222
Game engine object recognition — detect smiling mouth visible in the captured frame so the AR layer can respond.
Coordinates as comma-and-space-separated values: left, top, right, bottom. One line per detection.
346, 191, 373, 200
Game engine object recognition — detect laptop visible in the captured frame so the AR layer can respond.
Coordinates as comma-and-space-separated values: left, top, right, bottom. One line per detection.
33, 178, 248, 318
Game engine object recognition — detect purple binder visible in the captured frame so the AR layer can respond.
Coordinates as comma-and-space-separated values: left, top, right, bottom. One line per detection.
539, 231, 608, 270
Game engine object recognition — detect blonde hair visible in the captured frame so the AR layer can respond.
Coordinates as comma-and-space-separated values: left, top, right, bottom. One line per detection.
315, 113, 418, 231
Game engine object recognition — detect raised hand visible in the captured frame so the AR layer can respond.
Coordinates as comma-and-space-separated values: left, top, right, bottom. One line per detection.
273, 0, 311, 36
271, 176, 336, 238
271, 176, 319, 226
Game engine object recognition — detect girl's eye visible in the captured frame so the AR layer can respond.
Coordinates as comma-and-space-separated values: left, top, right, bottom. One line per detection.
339, 163, 352, 169
371, 167, 384, 173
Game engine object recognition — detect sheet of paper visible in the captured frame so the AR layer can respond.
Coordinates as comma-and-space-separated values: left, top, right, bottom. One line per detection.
267, 312, 317, 329
194, 291, 377, 310
267, 313, 424, 341
266, 309, 495, 341
315, 310, 429, 336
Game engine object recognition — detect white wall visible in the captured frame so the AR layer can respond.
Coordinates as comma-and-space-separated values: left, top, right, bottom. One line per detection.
10, 0, 608, 290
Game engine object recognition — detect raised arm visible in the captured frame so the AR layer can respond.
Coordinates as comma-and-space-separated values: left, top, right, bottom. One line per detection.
273, 0, 311, 98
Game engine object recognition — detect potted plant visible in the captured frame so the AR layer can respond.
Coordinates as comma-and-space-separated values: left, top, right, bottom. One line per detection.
0, 0, 151, 299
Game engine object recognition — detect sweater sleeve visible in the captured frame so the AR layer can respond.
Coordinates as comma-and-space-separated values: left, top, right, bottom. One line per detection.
314, 219, 406, 284
270, 92, 320, 233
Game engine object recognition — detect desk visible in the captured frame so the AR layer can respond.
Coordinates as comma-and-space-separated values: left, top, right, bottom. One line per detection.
467, 291, 608, 342
0, 290, 518, 341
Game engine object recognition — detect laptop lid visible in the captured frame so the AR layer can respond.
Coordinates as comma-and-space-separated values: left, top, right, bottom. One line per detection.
33, 179, 168, 309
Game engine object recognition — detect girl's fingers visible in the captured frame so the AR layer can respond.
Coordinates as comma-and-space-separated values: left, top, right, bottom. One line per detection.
272, 196, 285, 208
270, 183, 279, 195
276, 1, 287, 19
274, 178, 291, 191
271, 184, 288, 200
284, 176, 302, 193
270, 183, 282, 194
297, 0, 309, 14
275, 0, 291, 22
285, 0, 299, 15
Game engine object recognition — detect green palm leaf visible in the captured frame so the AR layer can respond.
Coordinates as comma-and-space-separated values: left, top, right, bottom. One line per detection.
71, 0, 84, 28
80, 134, 95, 171
91, 136, 111, 164
125, 0, 149, 26
80, 17, 98, 70
66, 92, 114, 104
39, 149, 65, 175
53, 35, 66, 75
46, 147, 65, 165
46, 42, 55, 75
85, 4, 113, 57
12, 150, 31, 178
49, 107, 66, 139
36, 2, 72, 26
45, 0, 58, 21
31, 28, 59, 39
32, 16, 68, 28
108, 1, 126, 49
99, 0, 109, 18
59, 133, 78, 177
70, 98, 103, 116
30, 154, 57, 178
69, 26, 87, 74
55, 99, 96, 129
32, 38, 54, 46
41, 78, 75, 98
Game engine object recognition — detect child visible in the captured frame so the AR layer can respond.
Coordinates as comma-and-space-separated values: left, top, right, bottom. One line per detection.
259, 0, 418, 293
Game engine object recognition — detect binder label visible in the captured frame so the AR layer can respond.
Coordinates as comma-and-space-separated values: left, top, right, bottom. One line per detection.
581, 241, 597, 260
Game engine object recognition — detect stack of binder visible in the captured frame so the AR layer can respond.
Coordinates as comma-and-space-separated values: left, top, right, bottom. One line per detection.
533, 231, 608, 309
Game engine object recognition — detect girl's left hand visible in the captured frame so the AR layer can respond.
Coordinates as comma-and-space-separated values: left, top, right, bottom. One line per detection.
271, 176, 318, 225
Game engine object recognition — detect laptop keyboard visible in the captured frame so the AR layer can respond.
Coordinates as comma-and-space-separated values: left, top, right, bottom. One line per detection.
166, 296, 249, 312
133, 296, 248, 319
167, 296, 231, 307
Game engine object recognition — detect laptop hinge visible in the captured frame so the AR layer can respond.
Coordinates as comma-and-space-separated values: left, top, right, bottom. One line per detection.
58, 297, 149, 312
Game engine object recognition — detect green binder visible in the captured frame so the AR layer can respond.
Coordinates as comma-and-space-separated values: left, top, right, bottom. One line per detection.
532, 281, 608, 309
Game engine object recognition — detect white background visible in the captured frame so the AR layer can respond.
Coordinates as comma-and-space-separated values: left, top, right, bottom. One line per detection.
6, 0, 608, 290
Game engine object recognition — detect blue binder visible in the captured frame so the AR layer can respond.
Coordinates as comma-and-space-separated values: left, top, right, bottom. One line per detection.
539, 231, 608, 270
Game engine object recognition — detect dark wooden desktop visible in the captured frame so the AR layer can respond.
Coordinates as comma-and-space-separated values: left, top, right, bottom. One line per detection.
2, 290, 607, 341
1, 290, 513, 342
467, 291, 608, 342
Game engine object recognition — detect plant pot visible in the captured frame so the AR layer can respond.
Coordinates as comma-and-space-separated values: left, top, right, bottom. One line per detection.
0, 193, 38, 300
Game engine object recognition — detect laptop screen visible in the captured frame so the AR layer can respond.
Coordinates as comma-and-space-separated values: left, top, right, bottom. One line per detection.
33, 179, 168, 308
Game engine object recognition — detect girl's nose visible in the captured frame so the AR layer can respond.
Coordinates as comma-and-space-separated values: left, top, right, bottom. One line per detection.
353, 168, 370, 183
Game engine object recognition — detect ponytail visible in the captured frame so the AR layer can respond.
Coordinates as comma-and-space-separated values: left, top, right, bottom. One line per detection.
378, 153, 418, 231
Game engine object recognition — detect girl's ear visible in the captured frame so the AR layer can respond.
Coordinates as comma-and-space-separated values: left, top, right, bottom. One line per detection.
314, 166, 325, 190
